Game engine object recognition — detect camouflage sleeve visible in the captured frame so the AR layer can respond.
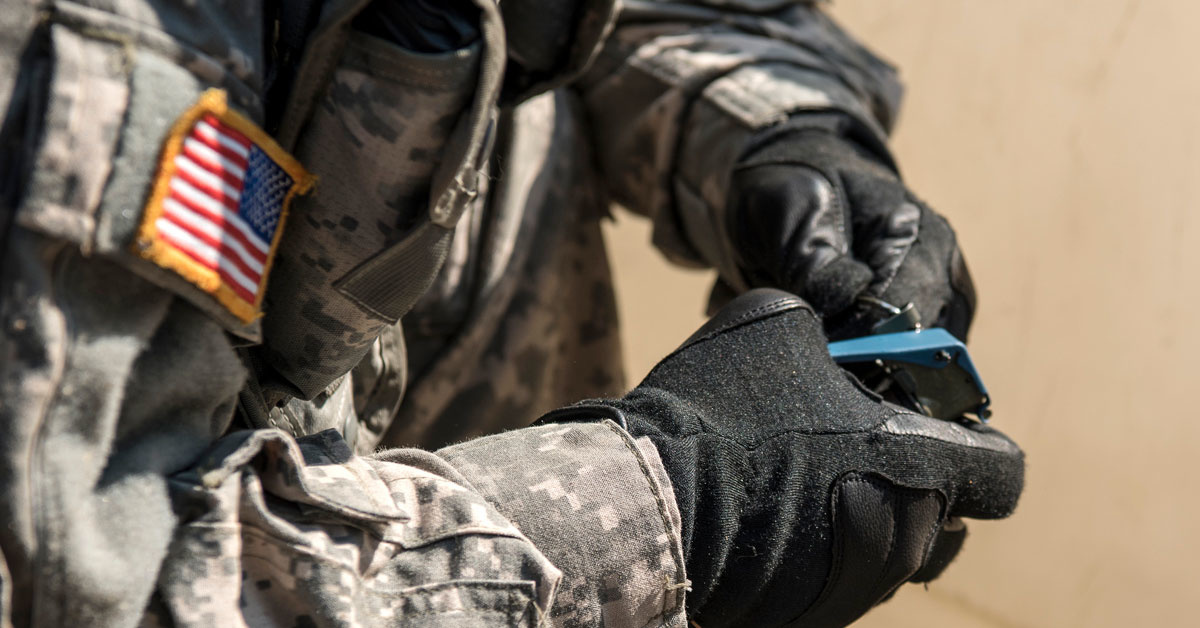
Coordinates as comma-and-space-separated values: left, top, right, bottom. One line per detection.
0, 228, 249, 627
152, 429, 564, 627
437, 421, 690, 628
0, 0, 500, 452
576, 0, 904, 277
2, 0, 272, 334
0, 229, 565, 627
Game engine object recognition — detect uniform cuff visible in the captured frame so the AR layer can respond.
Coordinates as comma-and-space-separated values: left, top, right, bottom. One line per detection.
438, 420, 688, 627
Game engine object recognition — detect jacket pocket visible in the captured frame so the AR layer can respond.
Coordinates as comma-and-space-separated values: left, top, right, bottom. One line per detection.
258, 31, 481, 401
15, 24, 129, 250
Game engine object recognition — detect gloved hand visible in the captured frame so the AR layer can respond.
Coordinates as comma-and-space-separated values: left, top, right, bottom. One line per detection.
542, 289, 1024, 627
726, 116, 976, 340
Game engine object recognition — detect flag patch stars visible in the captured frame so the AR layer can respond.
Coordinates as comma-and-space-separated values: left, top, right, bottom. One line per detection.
134, 90, 314, 323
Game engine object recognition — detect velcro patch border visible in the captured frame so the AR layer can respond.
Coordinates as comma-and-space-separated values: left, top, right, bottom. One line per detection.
132, 89, 314, 323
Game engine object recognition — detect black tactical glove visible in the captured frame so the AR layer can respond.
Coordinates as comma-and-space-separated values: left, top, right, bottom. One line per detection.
726, 115, 976, 340
543, 289, 1023, 627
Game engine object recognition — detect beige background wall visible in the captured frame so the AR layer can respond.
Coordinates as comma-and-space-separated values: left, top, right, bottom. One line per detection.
603, 2, 1200, 626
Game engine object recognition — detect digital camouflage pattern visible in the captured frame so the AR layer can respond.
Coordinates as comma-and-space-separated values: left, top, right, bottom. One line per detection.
0, 234, 247, 628
0, 234, 670, 628
0, 0, 905, 625
383, 90, 626, 450
581, 0, 903, 286
147, 428, 562, 628
438, 421, 689, 627
252, 31, 485, 429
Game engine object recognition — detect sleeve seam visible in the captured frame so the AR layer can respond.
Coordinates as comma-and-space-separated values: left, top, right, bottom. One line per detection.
599, 420, 690, 626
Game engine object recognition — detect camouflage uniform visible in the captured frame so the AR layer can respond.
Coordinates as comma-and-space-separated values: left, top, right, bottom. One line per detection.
0, 0, 900, 626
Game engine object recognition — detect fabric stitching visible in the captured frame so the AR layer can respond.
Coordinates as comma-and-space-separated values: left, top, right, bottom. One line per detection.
51, 1, 260, 105
29, 244, 76, 625
873, 200, 921, 297
240, 544, 538, 618
599, 421, 690, 626
129, 89, 314, 324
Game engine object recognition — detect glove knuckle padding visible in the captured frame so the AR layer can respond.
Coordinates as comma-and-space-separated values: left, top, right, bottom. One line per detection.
730, 158, 873, 317
596, 289, 1024, 626
728, 124, 976, 338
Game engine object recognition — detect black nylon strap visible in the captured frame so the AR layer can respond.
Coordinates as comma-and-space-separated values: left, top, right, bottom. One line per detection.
333, 220, 454, 323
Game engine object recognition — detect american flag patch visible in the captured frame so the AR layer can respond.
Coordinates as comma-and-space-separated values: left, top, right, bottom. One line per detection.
134, 90, 313, 323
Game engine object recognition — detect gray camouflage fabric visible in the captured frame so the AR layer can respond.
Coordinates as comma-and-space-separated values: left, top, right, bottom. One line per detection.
0, 0, 903, 626
388, 0, 902, 450
439, 422, 688, 627
151, 428, 563, 628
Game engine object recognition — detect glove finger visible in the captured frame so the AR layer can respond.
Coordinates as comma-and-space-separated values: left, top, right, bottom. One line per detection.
820, 135, 972, 336
792, 473, 947, 628
880, 413, 1025, 519
936, 248, 977, 341
804, 254, 874, 317
839, 170, 922, 289
950, 423, 1024, 519
728, 163, 874, 316
774, 131, 922, 295
877, 206, 972, 335
909, 517, 967, 583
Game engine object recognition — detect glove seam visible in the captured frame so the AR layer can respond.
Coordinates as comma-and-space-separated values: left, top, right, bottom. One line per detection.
872, 197, 923, 298
681, 298, 811, 346
880, 422, 1022, 455
648, 298, 815, 381
869, 476, 948, 605
668, 417, 897, 452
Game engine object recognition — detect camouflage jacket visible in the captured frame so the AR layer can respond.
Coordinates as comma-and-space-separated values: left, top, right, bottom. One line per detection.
0, 0, 900, 626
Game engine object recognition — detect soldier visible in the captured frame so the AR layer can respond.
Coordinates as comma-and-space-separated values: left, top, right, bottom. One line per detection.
0, 1, 1024, 626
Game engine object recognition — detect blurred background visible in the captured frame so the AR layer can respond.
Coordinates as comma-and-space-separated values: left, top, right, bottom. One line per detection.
603, 1, 1199, 626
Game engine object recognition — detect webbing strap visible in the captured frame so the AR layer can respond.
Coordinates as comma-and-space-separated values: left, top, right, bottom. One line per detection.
333, 220, 454, 322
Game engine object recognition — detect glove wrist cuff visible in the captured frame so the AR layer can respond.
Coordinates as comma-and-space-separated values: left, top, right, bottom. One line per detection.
535, 402, 629, 431
738, 110, 899, 175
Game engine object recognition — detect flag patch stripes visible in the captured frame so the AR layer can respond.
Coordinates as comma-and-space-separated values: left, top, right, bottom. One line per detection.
134, 90, 314, 324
